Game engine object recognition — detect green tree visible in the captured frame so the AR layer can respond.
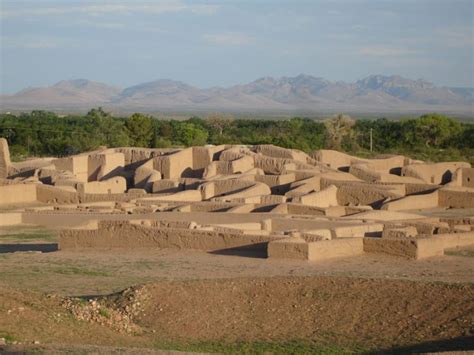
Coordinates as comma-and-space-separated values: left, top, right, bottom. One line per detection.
125, 113, 154, 147
412, 113, 462, 148
175, 122, 208, 146
85, 107, 129, 147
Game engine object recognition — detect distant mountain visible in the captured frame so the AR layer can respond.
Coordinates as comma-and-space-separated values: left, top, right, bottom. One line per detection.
2, 79, 121, 107
1, 75, 472, 115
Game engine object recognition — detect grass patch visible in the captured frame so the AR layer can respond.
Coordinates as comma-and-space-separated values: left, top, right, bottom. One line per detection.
98, 308, 110, 318
153, 339, 360, 354
51, 266, 111, 277
445, 248, 474, 258
0, 330, 16, 344
0, 230, 56, 243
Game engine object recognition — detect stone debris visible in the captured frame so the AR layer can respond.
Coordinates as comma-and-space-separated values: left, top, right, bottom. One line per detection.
60, 285, 150, 333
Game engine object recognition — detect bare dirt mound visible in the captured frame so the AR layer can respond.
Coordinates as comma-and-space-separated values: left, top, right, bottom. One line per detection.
0, 285, 147, 351
127, 276, 474, 351
0, 276, 473, 353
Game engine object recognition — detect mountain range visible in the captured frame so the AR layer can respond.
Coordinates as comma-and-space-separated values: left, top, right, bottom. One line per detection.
1, 74, 473, 115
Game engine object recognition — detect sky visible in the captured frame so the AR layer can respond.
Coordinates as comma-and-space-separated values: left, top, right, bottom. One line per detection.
1, 0, 473, 94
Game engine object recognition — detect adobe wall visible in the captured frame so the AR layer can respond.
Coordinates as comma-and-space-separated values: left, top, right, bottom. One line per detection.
267, 236, 364, 260
460, 168, 474, 188
199, 179, 256, 200
153, 148, 194, 179
21, 210, 286, 230
88, 152, 125, 181
219, 147, 253, 161
152, 179, 183, 193
404, 183, 438, 196
267, 237, 309, 260
363, 236, 420, 258
254, 155, 313, 174
285, 176, 321, 198
330, 223, 383, 238
192, 146, 226, 175
0, 183, 37, 205
382, 190, 439, 211
254, 144, 309, 163
114, 147, 176, 166
183, 201, 240, 212
273, 203, 325, 216
134, 159, 161, 192
52, 155, 89, 182
363, 232, 474, 259
0, 212, 22, 226
255, 173, 296, 194
81, 191, 146, 203
363, 155, 407, 173
36, 184, 79, 204
230, 155, 255, 174
270, 216, 354, 232
336, 184, 402, 207
307, 238, 364, 260
349, 164, 423, 184
211, 182, 271, 202
310, 150, 365, 170
401, 162, 471, 185
58, 220, 283, 251
295, 185, 338, 208
438, 188, 474, 208
143, 190, 202, 202
0, 138, 12, 179
77, 177, 127, 194
311, 150, 409, 173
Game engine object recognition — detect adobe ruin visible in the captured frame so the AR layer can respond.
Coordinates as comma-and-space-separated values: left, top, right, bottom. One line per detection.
0, 141, 473, 260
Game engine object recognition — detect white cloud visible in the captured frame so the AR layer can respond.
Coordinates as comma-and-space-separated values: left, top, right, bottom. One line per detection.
90, 22, 126, 29
1, 35, 66, 49
357, 46, 421, 57
203, 33, 255, 46
1, 1, 219, 18
435, 26, 474, 48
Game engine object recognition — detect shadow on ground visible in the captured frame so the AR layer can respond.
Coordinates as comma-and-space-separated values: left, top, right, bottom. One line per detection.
0, 243, 58, 254
373, 335, 474, 354
209, 243, 268, 259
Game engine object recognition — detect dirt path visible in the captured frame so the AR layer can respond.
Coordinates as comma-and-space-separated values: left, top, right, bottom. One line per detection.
1, 246, 473, 297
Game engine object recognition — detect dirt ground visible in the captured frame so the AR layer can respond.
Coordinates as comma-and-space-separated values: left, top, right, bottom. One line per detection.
0, 226, 473, 353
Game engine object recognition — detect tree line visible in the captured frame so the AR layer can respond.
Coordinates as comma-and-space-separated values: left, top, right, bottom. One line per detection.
0, 108, 472, 164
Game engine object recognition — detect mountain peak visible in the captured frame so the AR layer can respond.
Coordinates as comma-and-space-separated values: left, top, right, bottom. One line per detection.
54, 79, 91, 88
2, 74, 472, 113
357, 75, 435, 90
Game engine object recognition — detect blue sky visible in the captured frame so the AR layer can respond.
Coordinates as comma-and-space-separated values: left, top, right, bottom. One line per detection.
1, 0, 473, 94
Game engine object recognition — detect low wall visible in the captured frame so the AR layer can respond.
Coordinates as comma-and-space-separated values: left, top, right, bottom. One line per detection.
268, 237, 364, 260
363, 232, 474, 259
0, 212, 22, 226
439, 188, 474, 208
36, 185, 79, 204
58, 220, 283, 251
0, 183, 37, 205
382, 190, 439, 211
